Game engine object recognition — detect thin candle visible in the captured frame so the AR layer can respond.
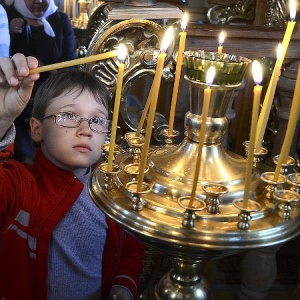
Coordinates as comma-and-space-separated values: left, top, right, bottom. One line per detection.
243, 60, 263, 208
135, 85, 153, 137
255, 44, 282, 152
281, 0, 296, 61
107, 44, 127, 171
29, 50, 118, 74
273, 62, 300, 181
168, 12, 188, 136
189, 66, 215, 208
217, 31, 225, 54
136, 27, 174, 192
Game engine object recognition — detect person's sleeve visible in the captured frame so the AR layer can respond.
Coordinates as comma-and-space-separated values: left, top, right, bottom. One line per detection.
0, 125, 15, 160
60, 13, 77, 61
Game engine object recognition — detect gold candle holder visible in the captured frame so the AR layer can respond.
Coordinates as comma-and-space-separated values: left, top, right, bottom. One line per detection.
161, 128, 180, 146
233, 199, 261, 230
178, 196, 206, 228
203, 184, 228, 214
125, 181, 152, 211
272, 155, 295, 176
98, 162, 121, 190
273, 190, 300, 219
286, 173, 300, 194
260, 172, 286, 199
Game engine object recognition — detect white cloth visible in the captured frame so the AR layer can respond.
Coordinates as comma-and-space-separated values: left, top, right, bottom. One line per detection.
0, 4, 10, 57
14, 0, 58, 37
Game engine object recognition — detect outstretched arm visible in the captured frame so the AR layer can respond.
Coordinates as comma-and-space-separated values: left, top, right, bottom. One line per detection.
0, 54, 39, 140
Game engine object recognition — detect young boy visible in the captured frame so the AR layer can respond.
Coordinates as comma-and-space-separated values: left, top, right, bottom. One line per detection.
0, 54, 145, 299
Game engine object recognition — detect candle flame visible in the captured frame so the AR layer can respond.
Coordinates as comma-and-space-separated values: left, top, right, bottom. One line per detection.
181, 12, 188, 31
161, 26, 174, 53
206, 66, 215, 85
219, 31, 225, 46
277, 43, 283, 61
117, 43, 127, 63
252, 60, 263, 85
290, 0, 296, 20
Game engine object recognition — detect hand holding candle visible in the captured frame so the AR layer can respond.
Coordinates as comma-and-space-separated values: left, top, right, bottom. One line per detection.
168, 12, 188, 136
243, 60, 263, 208
189, 66, 215, 208
218, 31, 225, 54
107, 44, 128, 172
137, 27, 174, 192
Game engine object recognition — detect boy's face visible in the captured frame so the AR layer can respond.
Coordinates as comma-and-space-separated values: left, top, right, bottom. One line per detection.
30, 89, 108, 176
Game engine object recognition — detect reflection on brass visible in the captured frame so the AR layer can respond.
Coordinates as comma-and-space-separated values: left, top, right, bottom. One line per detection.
86, 2, 110, 42
264, 0, 287, 27
207, 0, 256, 24
85, 19, 180, 132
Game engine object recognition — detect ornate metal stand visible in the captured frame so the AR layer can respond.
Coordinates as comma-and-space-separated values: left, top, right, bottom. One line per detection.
89, 50, 300, 299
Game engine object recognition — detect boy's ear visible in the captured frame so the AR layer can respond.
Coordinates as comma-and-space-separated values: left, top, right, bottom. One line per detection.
30, 118, 43, 143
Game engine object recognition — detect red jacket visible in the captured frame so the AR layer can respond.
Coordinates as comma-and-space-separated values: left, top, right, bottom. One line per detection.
0, 146, 144, 299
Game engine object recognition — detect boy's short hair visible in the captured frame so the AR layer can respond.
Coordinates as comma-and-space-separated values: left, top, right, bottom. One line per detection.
32, 69, 112, 120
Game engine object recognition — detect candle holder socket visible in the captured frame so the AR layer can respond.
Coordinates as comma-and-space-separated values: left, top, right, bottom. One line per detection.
125, 181, 152, 211
161, 129, 180, 146
260, 172, 286, 199
233, 199, 261, 230
124, 162, 149, 182
127, 136, 145, 163
203, 184, 228, 214
273, 190, 300, 219
286, 173, 300, 194
98, 162, 121, 190
243, 141, 268, 168
272, 155, 295, 176
101, 143, 122, 163
178, 196, 206, 228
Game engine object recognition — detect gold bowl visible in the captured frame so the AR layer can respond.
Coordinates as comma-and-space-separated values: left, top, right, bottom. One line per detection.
183, 50, 251, 85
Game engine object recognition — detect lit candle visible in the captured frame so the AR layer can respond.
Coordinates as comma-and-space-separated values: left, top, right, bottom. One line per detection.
255, 44, 283, 152
273, 62, 300, 181
136, 27, 174, 192
107, 44, 127, 172
217, 31, 225, 54
188, 66, 215, 208
168, 12, 188, 135
243, 60, 263, 208
29, 50, 118, 74
281, 0, 296, 61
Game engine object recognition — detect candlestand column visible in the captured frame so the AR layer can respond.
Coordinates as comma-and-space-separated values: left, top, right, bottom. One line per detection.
237, 244, 283, 300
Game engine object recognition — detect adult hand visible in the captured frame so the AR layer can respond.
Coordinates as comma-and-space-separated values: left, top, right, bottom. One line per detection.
10, 18, 25, 35
0, 54, 39, 138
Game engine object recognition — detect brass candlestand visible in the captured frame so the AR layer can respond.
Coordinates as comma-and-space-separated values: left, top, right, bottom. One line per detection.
89, 50, 300, 299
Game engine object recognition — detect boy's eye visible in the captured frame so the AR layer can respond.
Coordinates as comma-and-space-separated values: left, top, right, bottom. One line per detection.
61, 112, 77, 120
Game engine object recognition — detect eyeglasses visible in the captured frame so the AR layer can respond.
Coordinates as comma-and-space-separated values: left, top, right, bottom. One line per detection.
42, 112, 110, 134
